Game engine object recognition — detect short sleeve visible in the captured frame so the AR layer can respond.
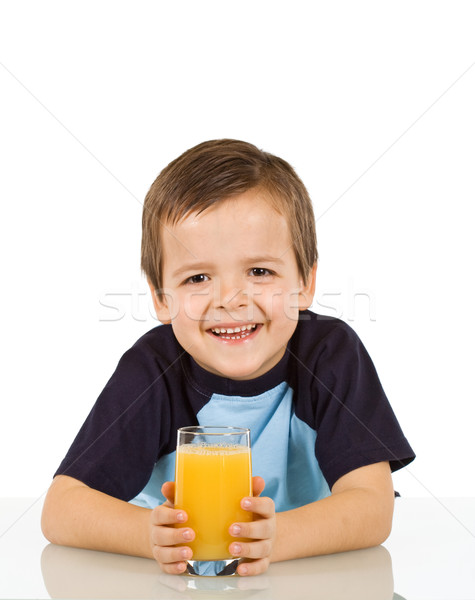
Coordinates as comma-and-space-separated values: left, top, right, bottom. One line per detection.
54, 343, 172, 501
307, 321, 415, 489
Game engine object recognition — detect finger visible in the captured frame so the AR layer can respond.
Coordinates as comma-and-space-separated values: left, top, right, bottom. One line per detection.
152, 542, 190, 575
152, 541, 193, 567
251, 476, 265, 497
150, 504, 188, 527
229, 518, 273, 541
229, 538, 273, 560
240, 495, 275, 519
237, 557, 270, 577
150, 524, 195, 547
161, 481, 175, 504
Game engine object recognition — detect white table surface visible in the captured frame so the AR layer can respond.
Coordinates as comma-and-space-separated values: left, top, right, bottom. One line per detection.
0, 497, 474, 599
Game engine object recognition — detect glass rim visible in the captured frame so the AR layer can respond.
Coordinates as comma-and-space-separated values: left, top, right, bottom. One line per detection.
177, 425, 250, 436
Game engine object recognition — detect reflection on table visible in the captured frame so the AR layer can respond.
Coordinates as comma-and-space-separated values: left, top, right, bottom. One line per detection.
41, 542, 396, 600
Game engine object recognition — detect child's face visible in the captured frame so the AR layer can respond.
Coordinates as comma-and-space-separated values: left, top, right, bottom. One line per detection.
150, 189, 316, 380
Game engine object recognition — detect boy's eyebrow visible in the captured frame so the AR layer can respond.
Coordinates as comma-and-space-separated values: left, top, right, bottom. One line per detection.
243, 255, 286, 266
171, 256, 285, 279
171, 262, 213, 279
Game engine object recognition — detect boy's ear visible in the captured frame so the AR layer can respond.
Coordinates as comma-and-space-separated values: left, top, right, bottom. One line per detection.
297, 263, 317, 311
147, 279, 172, 324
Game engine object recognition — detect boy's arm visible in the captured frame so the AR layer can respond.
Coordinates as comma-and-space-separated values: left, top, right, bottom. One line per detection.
41, 475, 154, 558
271, 461, 394, 562
43, 462, 394, 574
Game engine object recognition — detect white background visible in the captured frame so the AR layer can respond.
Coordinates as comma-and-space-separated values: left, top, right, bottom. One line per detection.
1, 1, 474, 501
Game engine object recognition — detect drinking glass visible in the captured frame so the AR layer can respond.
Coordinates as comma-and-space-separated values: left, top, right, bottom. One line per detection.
174, 426, 252, 576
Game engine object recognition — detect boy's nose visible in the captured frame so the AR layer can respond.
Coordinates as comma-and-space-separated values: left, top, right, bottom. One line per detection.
214, 278, 249, 310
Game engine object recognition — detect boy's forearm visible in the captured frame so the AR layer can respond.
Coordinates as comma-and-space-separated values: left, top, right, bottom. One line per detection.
41, 475, 153, 559
271, 475, 394, 562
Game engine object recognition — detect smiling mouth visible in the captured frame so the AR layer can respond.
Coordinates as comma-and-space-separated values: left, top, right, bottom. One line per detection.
209, 324, 260, 340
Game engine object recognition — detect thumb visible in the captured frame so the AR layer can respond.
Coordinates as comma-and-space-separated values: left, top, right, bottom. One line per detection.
161, 481, 175, 506
252, 475, 265, 497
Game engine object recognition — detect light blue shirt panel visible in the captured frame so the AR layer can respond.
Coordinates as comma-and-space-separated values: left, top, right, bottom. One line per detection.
130, 451, 176, 508
130, 382, 330, 510
197, 383, 330, 512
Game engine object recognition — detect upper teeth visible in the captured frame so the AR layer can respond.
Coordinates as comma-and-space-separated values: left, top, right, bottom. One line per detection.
211, 324, 256, 334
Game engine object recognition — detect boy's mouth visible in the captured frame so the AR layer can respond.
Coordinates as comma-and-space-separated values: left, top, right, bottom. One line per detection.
208, 323, 260, 341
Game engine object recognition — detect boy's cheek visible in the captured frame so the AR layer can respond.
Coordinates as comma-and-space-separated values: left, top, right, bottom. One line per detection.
150, 288, 178, 323
261, 288, 302, 322
182, 291, 213, 322
283, 288, 310, 318
158, 289, 209, 324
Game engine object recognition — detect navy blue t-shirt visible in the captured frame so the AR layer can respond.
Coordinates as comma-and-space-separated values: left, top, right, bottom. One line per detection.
55, 311, 415, 511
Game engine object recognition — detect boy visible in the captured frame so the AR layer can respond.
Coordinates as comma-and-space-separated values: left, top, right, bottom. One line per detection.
42, 139, 415, 577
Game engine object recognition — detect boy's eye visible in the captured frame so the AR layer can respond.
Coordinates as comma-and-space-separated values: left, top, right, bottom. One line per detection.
185, 274, 210, 284
250, 268, 272, 277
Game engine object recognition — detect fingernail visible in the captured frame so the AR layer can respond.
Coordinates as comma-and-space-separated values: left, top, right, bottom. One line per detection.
180, 548, 190, 559
239, 564, 249, 575
242, 498, 251, 509
176, 512, 185, 522
182, 529, 193, 540
231, 524, 241, 536
232, 543, 242, 555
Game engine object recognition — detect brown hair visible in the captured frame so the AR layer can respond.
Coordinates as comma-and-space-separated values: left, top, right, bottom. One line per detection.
141, 139, 317, 295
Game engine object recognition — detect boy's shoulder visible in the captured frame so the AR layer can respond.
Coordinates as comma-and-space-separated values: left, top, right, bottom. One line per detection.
117, 323, 183, 375
132, 322, 179, 354
290, 310, 366, 379
294, 310, 360, 349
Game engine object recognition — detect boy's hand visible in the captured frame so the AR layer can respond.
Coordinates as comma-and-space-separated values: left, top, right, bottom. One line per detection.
150, 477, 276, 577
149, 481, 195, 574
229, 476, 276, 576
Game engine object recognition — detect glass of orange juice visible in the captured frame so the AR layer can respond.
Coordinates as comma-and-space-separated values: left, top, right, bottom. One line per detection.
174, 426, 252, 576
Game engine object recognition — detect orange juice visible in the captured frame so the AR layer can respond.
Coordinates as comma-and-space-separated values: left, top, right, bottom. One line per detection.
175, 444, 252, 560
